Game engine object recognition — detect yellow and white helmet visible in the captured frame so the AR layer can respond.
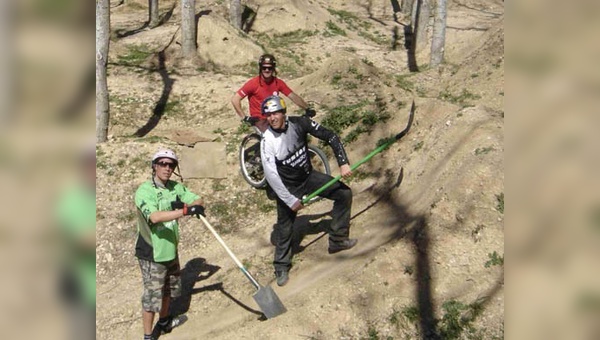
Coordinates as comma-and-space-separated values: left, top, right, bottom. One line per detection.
261, 95, 287, 116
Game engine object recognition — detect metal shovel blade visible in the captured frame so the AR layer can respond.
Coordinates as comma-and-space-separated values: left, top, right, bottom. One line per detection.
252, 285, 287, 319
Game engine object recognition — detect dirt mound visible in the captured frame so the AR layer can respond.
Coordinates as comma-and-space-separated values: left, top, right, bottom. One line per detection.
443, 20, 504, 111
247, 0, 332, 34
194, 14, 263, 70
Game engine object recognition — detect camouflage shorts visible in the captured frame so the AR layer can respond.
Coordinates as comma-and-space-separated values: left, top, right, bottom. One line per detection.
138, 258, 181, 312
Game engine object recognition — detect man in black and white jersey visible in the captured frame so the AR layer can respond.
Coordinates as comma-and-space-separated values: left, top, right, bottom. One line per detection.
260, 95, 358, 286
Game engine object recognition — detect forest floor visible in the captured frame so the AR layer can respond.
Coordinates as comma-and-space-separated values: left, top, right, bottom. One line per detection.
97, 0, 504, 338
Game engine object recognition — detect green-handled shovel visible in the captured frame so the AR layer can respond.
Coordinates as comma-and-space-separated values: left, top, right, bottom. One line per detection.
302, 101, 415, 204
198, 215, 287, 319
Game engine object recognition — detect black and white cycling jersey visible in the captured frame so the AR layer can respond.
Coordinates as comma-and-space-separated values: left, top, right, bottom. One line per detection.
261, 115, 349, 208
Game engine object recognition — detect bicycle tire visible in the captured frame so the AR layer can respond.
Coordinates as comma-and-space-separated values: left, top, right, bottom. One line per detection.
239, 133, 267, 188
239, 135, 332, 194
307, 145, 331, 176
306, 145, 331, 204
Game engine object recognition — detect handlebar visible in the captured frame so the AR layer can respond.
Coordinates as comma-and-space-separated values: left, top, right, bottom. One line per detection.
241, 116, 260, 126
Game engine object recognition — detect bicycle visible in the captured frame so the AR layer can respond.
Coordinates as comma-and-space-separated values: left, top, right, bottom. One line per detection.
238, 116, 331, 190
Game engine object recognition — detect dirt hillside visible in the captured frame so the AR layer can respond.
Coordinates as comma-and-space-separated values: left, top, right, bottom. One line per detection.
97, 0, 504, 338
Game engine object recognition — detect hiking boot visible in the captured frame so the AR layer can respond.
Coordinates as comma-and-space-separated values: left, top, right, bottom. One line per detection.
275, 270, 289, 287
328, 238, 358, 254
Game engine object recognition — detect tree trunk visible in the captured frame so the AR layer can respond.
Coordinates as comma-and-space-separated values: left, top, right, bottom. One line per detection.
180, 0, 196, 58
96, 0, 110, 143
229, 0, 242, 29
400, 0, 413, 16
430, 0, 447, 67
149, 0, 160, 28
411, 0, 430, 52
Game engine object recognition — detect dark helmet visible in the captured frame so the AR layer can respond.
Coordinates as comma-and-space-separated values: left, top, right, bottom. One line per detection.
261, 95, 287, 116
259, 54, 277, 68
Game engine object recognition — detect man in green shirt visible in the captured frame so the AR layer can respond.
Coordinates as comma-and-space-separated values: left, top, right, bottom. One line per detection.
135, 149, 205, 340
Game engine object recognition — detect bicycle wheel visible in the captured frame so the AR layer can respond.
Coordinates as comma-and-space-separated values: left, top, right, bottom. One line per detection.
306, 145, 331, 204
239, 133, 267, 188
308, 145, 331, 176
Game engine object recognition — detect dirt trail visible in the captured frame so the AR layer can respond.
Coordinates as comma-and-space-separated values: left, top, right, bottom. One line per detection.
97, 0, 504, 339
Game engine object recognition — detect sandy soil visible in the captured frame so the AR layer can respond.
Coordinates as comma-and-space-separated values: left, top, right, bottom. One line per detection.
97, 0, 504, 338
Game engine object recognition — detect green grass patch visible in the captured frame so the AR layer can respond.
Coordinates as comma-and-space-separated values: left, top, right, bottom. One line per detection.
327, 8, 359, 24
117, 44, 153, 67
271, 29, 318, 45
96, 146, 106, 158
485, 251, 504, 268
362, 58, 374, 66
438, 300, 469, 339
496, 192, 504, 213
331, 73, 342, 86
366, 324, 380, 340
358, 30, 389, 46
164, 100, 184, 116
395, 74, 415, 91
321, 99, 390, 145
321, 101, 367, 134
324, 21, 347, 36
474, 146, 494, 156
327, 8, 371, 30
413, 141, 424, 151
439, 88, 482, 107
402, 306, 420, 323
242, 259, 252, 269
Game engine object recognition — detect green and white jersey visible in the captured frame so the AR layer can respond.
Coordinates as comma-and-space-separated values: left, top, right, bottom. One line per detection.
134, 180, 199, 262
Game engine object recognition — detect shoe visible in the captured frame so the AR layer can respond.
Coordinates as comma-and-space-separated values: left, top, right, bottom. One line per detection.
328, 238, 358, 254
275, 270, 289, 286
158, 315, 184, 334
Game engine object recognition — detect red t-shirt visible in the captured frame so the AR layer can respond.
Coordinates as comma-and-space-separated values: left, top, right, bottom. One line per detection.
236, 76, 293, 117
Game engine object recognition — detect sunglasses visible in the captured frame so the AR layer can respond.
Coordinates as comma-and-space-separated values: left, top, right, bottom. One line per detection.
156, 161, 176, 169
261, 66, 273, 71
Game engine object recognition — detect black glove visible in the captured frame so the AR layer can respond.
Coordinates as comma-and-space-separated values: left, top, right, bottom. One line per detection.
242, 116, 259, 125
305, 108, 316, 117
171, 197, 184, 210
183, 204, 205, 217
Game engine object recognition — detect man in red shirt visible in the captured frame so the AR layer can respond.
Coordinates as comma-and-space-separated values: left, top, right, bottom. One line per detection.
231, 54, 315, 132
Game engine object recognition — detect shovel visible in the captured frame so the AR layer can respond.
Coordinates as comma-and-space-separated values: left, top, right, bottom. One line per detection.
302, 101, 416, 204
198, 214, 287, 319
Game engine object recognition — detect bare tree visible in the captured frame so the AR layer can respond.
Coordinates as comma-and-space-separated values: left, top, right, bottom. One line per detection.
180, 0, 196, 58
229, 0, 242, 29
412, 0, 431, 52
430, 0, 447, 67
96, 0, 110, 143
149, 0, 160, 27
400, 0, 413, 16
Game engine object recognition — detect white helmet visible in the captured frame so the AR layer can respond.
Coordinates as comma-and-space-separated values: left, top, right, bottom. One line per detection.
152, 149, 179, 164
